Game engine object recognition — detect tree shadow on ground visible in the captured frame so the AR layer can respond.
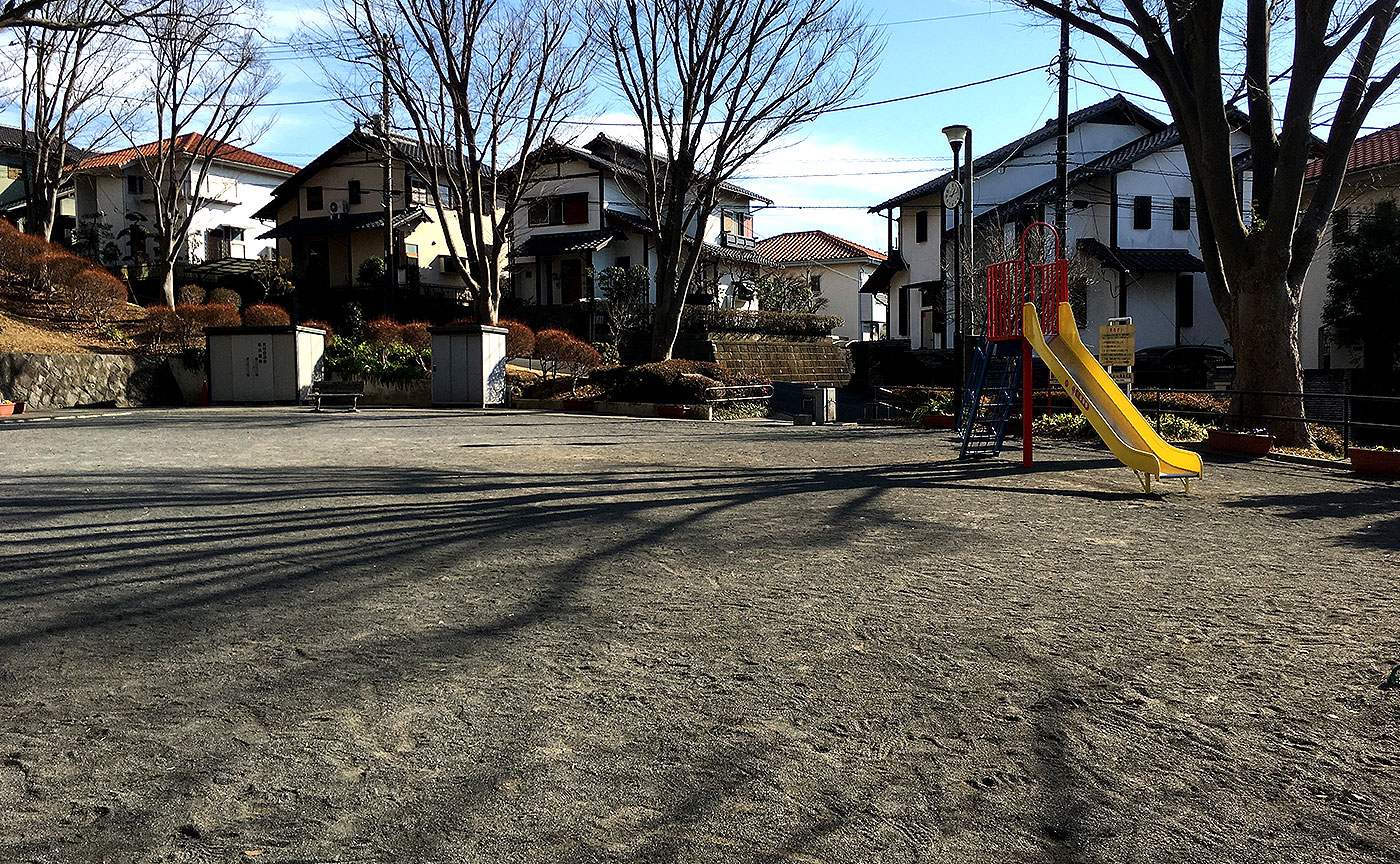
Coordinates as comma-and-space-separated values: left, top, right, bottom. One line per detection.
1222, 486, 1400, 551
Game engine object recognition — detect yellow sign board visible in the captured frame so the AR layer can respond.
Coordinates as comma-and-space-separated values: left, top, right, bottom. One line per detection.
1099, 323, 1135, 366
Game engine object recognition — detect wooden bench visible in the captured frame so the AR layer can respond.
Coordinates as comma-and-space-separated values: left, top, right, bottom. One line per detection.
309, 380, 363, 412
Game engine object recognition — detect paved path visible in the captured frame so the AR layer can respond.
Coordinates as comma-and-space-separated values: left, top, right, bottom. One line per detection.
1, 408, 1397, 862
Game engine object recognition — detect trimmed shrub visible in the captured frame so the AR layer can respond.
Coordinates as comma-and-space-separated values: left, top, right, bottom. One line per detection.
588, 359, 761, 403
243, 304, 290, 326
364, 316, 403, 346
201, 302, 242, 328
208, 287, 243, 310
29, 251, 89, 296
535, 328, 602, 379
59, 268, 128, 325
143, 304, 181, 350
176, 284, 206, 305
499, 319, 535, 359
399, 321, 431, 350
0, 232, 49, 278
910, 394, 954, 421
300, 318, 334, 337
173, 303, 208, 351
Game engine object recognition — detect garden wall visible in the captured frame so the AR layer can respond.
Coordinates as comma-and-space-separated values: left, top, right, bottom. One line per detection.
699, 339, 852, 387
0, 352, 179, 408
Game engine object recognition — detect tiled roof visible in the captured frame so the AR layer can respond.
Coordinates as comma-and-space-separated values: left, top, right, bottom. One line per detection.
70, 133, 299, 175
0, 125, 99, 162
1078, 238, 1204, 273
869, 95, 1167, 213
756, 230, 886, 264
535, 134, 774, 205
1306, 124, 1400, 180
516, 229, 621, 257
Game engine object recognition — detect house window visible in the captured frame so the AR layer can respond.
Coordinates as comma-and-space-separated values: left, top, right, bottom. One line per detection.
1133, 196, 1152, 229
7, 165, 22, 180
1173, 197, 1191, 230
348, 179, 361, 205
401, 242, 419, 263
1176, 274, 1195, 329
722, 210, 753, 237
306, 186, 323, 211
409, 174, 431, 205
528, 193, 588, 226
915, 210, 928, 243
809, 274, 822, 294
127, 174, 144, 195
1334, 208, 1351, 237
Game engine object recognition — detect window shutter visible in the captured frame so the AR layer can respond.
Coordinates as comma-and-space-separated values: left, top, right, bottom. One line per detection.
563, 194, 588, 225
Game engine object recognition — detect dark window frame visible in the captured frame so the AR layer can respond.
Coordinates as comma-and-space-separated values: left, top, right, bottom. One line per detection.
348, 179, 362, 205
1173, 197, 1191, 231
1175, 273, 1195, 329
915, 209, 928, 243
306, 185, 323, 211
1133, 195, 1152, 230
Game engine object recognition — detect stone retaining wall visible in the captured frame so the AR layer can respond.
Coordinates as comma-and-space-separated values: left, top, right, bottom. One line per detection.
705, 339, 852, 387
0, 352, 178, 408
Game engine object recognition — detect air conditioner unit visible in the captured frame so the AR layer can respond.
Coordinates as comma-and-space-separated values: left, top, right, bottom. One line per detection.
327, 199, 350, 217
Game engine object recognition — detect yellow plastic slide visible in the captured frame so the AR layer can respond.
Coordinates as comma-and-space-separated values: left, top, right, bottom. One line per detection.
1023, 302, 1203, 492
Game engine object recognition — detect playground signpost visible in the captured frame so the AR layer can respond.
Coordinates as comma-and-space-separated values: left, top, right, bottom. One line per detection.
1099, 318, 1135, 395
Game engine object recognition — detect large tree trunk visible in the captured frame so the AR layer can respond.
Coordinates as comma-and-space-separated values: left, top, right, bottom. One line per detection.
650, 253, 684, 361
156, 262, 176, 307
1229, 270, 1310, 447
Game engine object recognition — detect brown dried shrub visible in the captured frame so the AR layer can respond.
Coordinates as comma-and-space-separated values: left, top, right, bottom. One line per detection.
364, 316, 403, 346
201, 303, 242, 328
399, 321, 431, 350
59, 268, 128, 325
499, 319, 535, 359
243, 304, 290, 326
176, 284, 206, 305
208, 287, 243, 310
300, 319, 334, 337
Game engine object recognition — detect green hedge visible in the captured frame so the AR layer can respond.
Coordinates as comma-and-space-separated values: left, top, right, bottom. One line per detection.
681, 307, 842, 339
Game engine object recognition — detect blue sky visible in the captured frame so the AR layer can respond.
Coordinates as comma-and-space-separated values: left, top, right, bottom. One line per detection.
249, 0, 1181, 249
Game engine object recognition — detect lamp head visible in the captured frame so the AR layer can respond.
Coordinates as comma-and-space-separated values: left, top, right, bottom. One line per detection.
942, 124, 971, 151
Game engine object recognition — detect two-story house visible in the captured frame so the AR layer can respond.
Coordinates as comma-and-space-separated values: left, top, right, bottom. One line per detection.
69, 134, 297, 270
756, 230, 887, 341
510, 134, 772, 317
869, 95, 1245, 355
254, 125, 474, 307
0, 124, 94, 241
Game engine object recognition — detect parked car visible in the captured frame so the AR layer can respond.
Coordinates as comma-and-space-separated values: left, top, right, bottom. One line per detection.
1130, 344, 1233, 390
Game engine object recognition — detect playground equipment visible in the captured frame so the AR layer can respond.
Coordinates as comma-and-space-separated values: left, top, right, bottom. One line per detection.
957, 224, 1203, 492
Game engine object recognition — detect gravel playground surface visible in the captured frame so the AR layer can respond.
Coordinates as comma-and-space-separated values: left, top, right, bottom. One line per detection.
1, 408, 1397, 863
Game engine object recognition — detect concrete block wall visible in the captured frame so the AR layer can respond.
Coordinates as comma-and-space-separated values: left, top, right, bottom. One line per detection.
0, 352, 177, 408
707, 340, 853, 387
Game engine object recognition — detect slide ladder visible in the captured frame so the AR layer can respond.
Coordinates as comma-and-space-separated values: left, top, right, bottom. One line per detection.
957, 338, 1023, 458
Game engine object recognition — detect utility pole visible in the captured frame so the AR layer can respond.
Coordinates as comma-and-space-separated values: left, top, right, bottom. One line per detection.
380, 38, 396, 314
1054, 0, 1071, 244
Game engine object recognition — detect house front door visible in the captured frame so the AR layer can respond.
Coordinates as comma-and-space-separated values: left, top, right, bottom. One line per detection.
560, 258, 583, 304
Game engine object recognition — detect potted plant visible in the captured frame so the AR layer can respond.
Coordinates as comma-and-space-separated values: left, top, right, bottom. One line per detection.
911, 394, 956, 429
1207, 427, 1274, 456
1349, 446, 1400, 476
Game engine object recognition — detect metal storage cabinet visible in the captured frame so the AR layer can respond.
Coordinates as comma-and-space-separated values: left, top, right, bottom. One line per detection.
206, 325, 327, 404
429, 324, 507, 407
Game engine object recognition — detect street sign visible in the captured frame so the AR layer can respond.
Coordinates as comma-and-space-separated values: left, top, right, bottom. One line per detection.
1099, 322, 1135, 367
1109, 370, 1134, 387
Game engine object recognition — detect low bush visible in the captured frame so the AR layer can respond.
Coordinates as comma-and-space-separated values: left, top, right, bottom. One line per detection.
1155, 413, 1211, 442
910, 393, 954, 421
1310, 423, 1346, 457
142, 304, 181, 351
59, 268, 128, 326
243, 304, 290, 326
535, 328, 602, 379
1033, 412, 1095, 439
365, 316, 402, 346
177, 284, 205, 305
399, 321, 432, 350
500, 319, 535, 359
29, 251, 89, 297
323, 334, 429, 382
681, 306, 843, 340
0, 232, 50, 280
201, 302, 242, 328
301, 319, 334, 337
172, 303, 208, 351
588, 359, 765, 403
208, 287, 243, 310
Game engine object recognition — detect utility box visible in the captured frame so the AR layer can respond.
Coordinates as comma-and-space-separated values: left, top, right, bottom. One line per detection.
429, 324, 507, 407
206, 325, 327, 404
803, 386, 837, 424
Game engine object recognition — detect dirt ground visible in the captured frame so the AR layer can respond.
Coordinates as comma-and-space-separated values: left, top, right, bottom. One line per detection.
1, 408, 1397, 863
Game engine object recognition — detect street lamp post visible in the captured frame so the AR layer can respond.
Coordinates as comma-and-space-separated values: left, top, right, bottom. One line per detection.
943, 124, 972, 418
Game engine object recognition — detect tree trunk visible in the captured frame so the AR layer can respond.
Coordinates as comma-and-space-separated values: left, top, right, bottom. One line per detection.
156, 262, 176, 307
650, 253, 684, 361
1229, 270, 1311, 447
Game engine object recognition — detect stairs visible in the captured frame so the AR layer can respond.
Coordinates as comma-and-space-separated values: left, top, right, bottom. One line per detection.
958, 339, 1023, 458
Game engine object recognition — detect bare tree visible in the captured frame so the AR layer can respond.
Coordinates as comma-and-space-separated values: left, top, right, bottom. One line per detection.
1015, 0, 1400, 445
5, 0, 135, 240
324, 0, 591, 324
119, 0, 278, 306
599, 0, 881, 361
0, 0, 160, 31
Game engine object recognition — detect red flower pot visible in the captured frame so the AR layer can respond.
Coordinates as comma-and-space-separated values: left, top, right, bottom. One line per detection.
920, 413, 956, 429
1349, 447, 1400, 477
1207, 429, 1273, 457
0, 403, 14, 417
13, 401, 25, 414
